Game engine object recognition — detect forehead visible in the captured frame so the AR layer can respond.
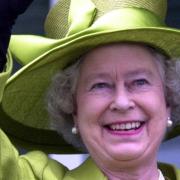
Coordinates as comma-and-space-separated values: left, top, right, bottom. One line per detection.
79, 43, 160, 75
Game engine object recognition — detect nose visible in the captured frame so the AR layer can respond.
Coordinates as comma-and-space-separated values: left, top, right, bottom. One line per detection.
109, 87, 135, 112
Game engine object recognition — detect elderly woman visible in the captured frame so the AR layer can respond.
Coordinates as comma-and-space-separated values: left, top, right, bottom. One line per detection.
47, 42, 180, 180
1, 0, 180, 179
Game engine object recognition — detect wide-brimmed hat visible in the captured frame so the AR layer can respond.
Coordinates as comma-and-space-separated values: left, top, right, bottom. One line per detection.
1, 0, 180, 153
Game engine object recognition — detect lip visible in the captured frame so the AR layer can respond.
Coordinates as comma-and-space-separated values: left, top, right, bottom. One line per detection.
103, 121, 145, 136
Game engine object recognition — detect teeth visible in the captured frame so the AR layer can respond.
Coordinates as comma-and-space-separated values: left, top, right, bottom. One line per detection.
120, 124, 125, 129
109, 122, 142, 131
126, 123, 131, 129
131, 122, 136, 128
135, 122, 140, 128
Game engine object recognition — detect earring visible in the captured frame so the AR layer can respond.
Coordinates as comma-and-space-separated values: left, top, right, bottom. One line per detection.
167, 117, 173, 127
72, 126, 78, 134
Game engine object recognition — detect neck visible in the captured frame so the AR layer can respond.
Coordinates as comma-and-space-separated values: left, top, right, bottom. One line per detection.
105, 168, 159, 180
101, 157, 160, 180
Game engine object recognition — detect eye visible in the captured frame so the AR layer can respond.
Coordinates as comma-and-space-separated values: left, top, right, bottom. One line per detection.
132, 79, 149, 86
90, 82, 112, 90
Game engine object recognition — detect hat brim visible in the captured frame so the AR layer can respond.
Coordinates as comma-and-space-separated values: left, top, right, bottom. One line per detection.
1, 27, 180, 153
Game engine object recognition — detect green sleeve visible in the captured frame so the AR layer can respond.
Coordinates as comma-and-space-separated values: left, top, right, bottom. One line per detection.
0, 129, 68, 180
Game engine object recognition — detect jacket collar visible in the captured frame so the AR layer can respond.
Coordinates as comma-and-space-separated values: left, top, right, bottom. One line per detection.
64, 157, 107, 180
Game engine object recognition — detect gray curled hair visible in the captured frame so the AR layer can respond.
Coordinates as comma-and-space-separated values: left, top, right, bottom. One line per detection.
166, 60, 180, 124
47, 44, 180, 151
47, 59, 87, 151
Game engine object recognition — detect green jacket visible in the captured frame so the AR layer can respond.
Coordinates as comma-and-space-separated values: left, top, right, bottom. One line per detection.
0, 129, 180, 180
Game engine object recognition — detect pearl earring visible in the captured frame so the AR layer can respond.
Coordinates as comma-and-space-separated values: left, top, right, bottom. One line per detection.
72, 127, 78, 134
167, 117, 173, 127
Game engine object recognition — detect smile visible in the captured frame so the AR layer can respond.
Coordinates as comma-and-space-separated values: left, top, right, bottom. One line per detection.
105, 121, 145, 131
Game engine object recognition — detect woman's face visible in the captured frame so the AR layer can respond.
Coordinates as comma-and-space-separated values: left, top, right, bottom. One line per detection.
74, 43, 170, 169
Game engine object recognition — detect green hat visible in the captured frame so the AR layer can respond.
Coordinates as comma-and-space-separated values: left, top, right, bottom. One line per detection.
1, 0, 180, 153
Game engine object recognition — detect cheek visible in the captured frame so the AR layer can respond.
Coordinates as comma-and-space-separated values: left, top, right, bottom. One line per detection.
140, 85, 167, 112
76, 94, 110, 123
75, 93, 112, 144
75, 95, 110, 150
139, 90, 168, 131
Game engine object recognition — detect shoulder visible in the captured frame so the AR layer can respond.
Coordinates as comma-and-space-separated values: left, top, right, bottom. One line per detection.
0, 129, 68, 180
64, 157, 107, 180
21, 151, 68, 179
158, 162, 180, 180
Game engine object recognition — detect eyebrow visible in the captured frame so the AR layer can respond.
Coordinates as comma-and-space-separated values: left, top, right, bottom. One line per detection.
83, 68, 155, 84
124, 69, 154, 78
84, 73, 111, 83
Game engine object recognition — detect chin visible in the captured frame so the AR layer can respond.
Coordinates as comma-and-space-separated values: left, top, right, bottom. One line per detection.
106, 144, 152, 162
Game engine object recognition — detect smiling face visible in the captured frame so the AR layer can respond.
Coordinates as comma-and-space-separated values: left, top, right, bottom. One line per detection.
74, 43, 170, 170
